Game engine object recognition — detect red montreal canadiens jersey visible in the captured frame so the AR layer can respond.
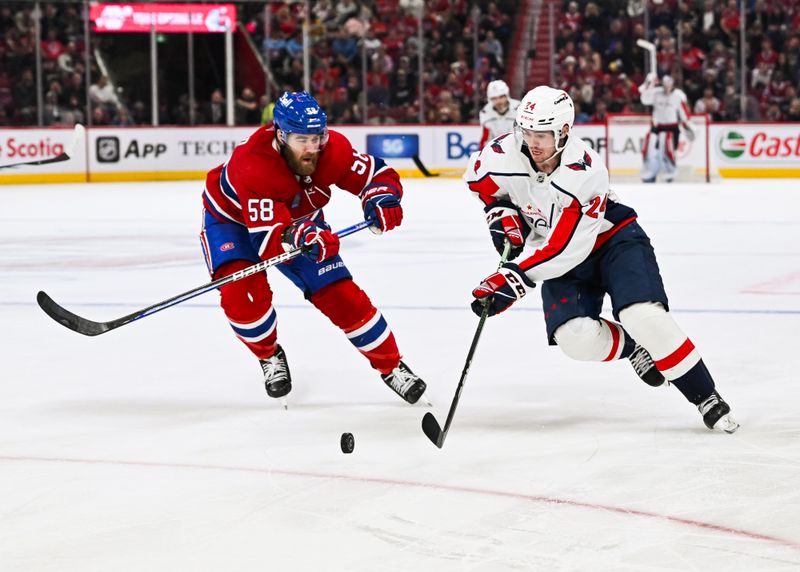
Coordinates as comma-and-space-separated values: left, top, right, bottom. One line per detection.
203, 128, 401, 261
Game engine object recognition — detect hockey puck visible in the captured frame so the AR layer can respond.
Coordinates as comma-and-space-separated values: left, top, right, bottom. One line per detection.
340, 432, 355, 454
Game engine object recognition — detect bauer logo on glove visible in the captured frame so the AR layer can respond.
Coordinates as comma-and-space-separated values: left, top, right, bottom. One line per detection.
361, 184, 403, 234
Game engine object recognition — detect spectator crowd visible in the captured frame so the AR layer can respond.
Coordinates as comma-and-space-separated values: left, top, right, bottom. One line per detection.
1, 0, 799, 127
554, 0, 800, 123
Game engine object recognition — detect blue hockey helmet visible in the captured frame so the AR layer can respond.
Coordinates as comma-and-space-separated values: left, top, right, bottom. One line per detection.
273, 91, 328, 144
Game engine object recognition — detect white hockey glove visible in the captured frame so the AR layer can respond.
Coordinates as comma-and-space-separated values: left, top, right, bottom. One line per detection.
683, 123, 696, 142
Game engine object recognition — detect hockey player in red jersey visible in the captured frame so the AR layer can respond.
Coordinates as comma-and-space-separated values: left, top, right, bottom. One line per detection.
200, 91, 427, 405
465, 86, 738, 433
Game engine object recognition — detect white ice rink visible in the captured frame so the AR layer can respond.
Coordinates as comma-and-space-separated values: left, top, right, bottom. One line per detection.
2, 177, 799, 571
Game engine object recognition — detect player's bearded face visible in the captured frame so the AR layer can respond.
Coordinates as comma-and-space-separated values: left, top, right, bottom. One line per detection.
281, 132, 323, 175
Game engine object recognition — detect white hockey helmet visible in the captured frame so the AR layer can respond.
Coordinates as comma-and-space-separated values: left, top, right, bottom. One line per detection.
661, 75, 674, 89
515, 86, 575, 152
487, 79, 510, 99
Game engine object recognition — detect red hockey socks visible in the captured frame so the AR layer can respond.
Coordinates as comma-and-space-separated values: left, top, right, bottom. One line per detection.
310, 279, 400, 374
215, 259, 278, 359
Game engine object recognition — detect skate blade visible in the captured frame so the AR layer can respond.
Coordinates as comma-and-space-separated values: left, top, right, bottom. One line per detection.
279, 396, 289, 410
714, 414, 739, 434
418, 395, 433, 408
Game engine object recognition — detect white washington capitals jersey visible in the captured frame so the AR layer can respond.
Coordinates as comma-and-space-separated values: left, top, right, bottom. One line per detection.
640, 87, 690, 127
479, 98, 521, 148
465, 133, 637, 283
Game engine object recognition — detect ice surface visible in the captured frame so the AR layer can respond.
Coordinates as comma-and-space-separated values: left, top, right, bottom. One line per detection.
1, 178, 799, 571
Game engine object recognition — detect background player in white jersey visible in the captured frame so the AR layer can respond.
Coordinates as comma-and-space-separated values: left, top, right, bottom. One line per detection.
464, 86, 738, 433
479, 80, 520, 149
639, 74, 695, 183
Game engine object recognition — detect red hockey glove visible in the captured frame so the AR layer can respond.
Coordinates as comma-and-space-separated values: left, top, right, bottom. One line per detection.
471, 263, 536, 317
288, 221, 340, 263
485, 199, 527, 260
361, 184, 403, 234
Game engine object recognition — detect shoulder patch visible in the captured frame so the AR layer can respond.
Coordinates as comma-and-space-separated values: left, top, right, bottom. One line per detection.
565, 151, 593, 171
491, 133, 512, 154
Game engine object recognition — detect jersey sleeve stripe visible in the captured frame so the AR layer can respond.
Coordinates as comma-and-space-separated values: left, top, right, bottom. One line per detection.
220, 165, 242, 209
253, 224, 285, 258
203, 187, 240, 223
466, 172, 528, 206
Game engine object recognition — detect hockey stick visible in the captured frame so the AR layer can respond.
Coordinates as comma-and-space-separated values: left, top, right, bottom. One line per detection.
37, 219, 373, 337
422, 240, 512, 448
636, 39, 657, 77
412, 154, 440, 177
0, 124, 85, 170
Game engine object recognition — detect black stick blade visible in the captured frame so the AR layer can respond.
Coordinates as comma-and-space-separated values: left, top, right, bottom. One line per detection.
412, 155, 440, 177
421, 412, 444, 448
36, 291, 111, 336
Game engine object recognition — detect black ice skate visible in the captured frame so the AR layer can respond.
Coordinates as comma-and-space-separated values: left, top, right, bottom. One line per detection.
698, 391, 739, 433
381, 361, 428, 405
628, 344, 667, 387
260, 345, 292, 407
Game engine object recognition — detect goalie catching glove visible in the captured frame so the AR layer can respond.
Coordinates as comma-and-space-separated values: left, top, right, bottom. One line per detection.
471, 263, 536, 317
485, 199, 527, 260
361, 184, 403, 234
285, 220, 340, 262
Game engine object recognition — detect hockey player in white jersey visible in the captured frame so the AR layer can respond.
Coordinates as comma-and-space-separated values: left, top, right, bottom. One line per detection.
639, 74, 695, 182
465, 85, 738, 433
479, 80, 520, 149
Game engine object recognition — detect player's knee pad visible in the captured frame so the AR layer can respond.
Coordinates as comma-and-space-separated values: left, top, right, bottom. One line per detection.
554, 317, 613, 361
216, 259, 273, 323
619, 301, 701, 378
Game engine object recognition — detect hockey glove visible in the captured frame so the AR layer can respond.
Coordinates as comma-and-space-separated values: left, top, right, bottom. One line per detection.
485, 199, 527, 260
471, 263, 536, 317
682, 123, 696, 142
361, 184, 403, 234
287, 220, 340, 263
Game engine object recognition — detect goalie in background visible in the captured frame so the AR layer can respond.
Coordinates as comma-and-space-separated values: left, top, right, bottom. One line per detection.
639, 74, 695, 183
479, 80, 521, 149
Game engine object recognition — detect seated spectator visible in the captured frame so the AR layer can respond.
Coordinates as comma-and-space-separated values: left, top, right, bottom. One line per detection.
12, 68, 36, 124
235, 86, 260, 125
113, 105, 135, 126
206, 89, 226, 125
368, 103, 396, 125
694, 87, 721, 118
786, 98, 800, 121
260, 94, 274, 125
42, 90, 63, 125
89, 75, 120, 113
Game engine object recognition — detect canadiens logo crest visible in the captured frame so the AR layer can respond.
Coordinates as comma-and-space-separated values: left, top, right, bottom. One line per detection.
220, 242, 235, 252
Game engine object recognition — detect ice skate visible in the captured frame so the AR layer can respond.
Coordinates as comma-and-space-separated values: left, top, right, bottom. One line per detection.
698, 391, 739, 433
260, 345, 292, 408
628, 344, 667, 387
381, 361, 429, 405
